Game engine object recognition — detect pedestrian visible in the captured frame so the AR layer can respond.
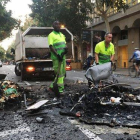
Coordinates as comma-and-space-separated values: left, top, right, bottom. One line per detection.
95, 32, 115, 65
48, 21, 68, 95
86, 53, 93, 69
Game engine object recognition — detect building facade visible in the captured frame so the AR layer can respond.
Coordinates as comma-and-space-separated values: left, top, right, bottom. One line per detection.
87, 0, 140, 68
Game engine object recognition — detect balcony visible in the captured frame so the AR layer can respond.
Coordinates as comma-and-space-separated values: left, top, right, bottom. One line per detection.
89, 1, 140, 27
107, 0, 140, 16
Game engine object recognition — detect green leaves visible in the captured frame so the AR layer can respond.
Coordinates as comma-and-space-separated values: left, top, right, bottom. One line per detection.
0, 46, 5, 60
29, 0, 92, 37
6, 42, 15, 60
0, 0, 18, 41
95, 0, 129, 32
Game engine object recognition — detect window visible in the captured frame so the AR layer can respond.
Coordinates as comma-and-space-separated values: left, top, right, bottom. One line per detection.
121, 30, 128, 40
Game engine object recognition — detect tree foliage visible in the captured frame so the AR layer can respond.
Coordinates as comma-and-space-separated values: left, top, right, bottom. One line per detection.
93, 0, 129, 32
0, 46, 5, 60
58, 0, 92, 37
6, 42, 14, 60
29, 0, 92, 37
20, 16, 38, 32
0, 0, 19, 41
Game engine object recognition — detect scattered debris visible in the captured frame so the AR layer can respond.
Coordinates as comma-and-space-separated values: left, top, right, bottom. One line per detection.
36, 117, 45, 123
0, 80, 22, 109
0, 74, 6, 80
36, 82, 40, 84
60, 81, 140, 128
26, 100, 49, 110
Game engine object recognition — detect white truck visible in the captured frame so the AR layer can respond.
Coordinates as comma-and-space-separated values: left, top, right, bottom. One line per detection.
14, 27, 74, 80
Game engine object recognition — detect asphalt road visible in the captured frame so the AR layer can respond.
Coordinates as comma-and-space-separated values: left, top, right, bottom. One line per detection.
1, 65, 140, 140
1, 65, 140, 87
0, 65, 53, 88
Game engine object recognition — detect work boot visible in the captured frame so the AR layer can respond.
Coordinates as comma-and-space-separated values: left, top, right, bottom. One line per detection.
59, 91, 67, 98
49, 87, 54, 92
60, 92, 65, 96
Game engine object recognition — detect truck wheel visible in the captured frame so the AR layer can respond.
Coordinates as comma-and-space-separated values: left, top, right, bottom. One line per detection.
15, 66, 21, 76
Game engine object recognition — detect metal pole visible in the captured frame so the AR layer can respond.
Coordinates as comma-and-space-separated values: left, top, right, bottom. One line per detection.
24, 93, 27, 108
91, 29, 93, 56
65, 28, 74, 61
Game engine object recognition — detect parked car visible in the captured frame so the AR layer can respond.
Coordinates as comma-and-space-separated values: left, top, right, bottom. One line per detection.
0, 61, 2, 67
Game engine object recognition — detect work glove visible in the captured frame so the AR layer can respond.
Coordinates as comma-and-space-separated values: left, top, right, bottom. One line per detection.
57, 54, 63, 62
61, 52, 65, 58
61, 48, 68, 57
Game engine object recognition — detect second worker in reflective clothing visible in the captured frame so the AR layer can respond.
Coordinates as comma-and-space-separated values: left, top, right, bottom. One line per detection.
95, 32, 115, 65
48, 21, 67, 94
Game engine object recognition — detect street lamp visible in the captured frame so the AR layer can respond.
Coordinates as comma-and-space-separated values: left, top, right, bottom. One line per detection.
61, 25, 65, 28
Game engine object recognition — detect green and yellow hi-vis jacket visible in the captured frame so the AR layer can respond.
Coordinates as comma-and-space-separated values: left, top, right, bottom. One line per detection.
48, 31, 66, 60
95, 41, 115, 64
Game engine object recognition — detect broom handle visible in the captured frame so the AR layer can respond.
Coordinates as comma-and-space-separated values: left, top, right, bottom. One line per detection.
54, 61, 61, 84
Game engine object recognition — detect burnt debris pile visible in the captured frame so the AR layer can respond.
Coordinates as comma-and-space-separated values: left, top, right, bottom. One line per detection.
60, 82, 140, 128
0, 80, 23, 109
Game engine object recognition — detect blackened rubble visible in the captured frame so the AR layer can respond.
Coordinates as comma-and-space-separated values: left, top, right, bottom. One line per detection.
0, 80, 22, 109
1, 78, 140, 129
60, 82, 140, 128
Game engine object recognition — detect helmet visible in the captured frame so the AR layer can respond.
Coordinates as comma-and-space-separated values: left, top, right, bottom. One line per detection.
88, 53, 92, 56
135, 48, 139, 50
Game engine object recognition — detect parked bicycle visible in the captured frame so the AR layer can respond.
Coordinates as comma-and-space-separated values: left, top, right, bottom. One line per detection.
128, 62, 140, 78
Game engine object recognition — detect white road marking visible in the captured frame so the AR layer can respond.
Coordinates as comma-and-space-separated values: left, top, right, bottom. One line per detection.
0, 125, 31, 137
24, 81, 31, 86
78, 126, 102, 140
67, 118, 102, 140
0, 114, 34, 139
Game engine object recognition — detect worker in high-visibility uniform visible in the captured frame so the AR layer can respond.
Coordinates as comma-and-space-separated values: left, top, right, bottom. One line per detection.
95, 32, 115, 65
48, 21, 67, 94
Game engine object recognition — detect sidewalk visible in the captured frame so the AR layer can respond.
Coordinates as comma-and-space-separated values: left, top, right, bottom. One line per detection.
65, 68, 129, 83
113, 68, 129, 76
71, 68, 129, 76
65, 68, 140, 88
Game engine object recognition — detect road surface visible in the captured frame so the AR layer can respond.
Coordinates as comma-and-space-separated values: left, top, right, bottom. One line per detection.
0, 65, 140, 140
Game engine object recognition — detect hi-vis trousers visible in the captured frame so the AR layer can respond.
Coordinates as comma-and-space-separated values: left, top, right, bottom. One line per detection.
50, 59, 66, 93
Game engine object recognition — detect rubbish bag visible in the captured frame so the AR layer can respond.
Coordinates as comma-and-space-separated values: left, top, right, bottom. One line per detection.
85, 62, 111, 82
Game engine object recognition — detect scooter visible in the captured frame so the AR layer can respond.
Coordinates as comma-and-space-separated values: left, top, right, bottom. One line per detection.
83, 57, 95, 70
83, 61, 87, 70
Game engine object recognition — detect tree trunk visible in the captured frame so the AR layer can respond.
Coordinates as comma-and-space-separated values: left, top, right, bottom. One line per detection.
102, 14, 111, 33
